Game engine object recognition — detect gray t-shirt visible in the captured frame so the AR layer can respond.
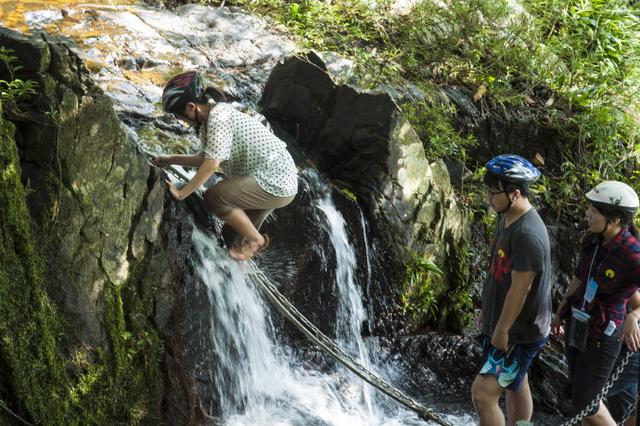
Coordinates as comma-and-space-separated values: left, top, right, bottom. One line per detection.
481, 208, 552, 344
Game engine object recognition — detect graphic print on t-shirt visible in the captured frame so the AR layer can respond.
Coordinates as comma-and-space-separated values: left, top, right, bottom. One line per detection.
489, 246, 511, 283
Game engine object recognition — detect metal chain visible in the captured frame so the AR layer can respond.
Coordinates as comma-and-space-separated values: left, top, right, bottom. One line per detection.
617, 382, 639, 426
560, 350, 633, 426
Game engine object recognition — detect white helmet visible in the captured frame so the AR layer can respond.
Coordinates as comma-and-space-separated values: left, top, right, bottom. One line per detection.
586, 181, 639, 217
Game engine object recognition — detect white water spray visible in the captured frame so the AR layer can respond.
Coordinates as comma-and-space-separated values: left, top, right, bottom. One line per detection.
316, 195, 377, 417
192, 227, 416, 425
188, 183, 452, 425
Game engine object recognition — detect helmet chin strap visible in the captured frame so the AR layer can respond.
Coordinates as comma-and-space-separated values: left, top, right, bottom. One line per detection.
598, 221, 609, 235
194, 104, 202, 126
598, 218, 623, 239
189, 104, 204, 133
496, 192, 516, 214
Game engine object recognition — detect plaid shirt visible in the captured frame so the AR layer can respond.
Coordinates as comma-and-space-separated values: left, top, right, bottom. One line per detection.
570, 228, 640, 338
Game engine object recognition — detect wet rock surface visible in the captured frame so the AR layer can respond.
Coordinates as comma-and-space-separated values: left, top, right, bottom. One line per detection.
2, 26, 153, 346
260, 52, 471, 335
395, 334, 570, 424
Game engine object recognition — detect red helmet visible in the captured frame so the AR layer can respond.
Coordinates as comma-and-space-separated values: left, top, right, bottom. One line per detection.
161, 71, 203, 114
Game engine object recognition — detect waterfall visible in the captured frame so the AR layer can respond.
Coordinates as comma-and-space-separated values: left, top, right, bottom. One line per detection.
191, 228, 391, 425
357, 206, 375, 337
188, 186, 435, 425
316, 194, 377, 417
193, 229, 284, 414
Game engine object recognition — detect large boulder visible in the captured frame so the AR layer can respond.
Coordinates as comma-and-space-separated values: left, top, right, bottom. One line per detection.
11, 28, 157, 346
260, 52, 471, 333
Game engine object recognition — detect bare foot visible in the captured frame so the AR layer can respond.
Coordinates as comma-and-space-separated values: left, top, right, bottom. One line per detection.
228, 234, 269, 260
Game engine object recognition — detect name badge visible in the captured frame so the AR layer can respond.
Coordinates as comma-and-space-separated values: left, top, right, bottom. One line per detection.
571, 307, 590, 322
584, 278, 599, 304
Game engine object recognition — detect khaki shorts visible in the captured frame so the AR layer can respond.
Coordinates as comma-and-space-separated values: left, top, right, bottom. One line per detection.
203, 176, 295, 231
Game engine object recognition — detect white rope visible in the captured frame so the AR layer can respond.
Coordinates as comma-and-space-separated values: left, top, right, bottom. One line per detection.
247, 265, 453, 426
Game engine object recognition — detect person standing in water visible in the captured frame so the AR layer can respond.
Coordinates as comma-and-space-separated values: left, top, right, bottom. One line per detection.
472, 154, 552, 426
153, 71, 298, 260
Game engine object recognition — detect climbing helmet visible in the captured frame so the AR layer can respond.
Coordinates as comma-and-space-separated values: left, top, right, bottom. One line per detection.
586, 180, 639, 218
485, 154, 541, 183
161, 71, 203, 114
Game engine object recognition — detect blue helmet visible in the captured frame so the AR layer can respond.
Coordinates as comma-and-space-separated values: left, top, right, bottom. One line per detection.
485, 154, 541, 184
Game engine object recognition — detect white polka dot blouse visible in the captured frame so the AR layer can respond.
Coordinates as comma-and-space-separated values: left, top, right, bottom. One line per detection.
198, 103, 298, 197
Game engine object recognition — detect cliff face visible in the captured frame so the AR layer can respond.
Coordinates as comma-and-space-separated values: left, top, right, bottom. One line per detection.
0, 27, 187, 424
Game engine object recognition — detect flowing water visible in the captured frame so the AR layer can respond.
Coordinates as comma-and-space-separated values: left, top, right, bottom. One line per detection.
317, 194, 377, 418
188, 170, 475, 425
191, 185, 471, 425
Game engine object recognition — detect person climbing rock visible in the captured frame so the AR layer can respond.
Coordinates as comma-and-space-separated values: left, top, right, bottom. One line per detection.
153, 71, 298, 260
472, 154, 551, 426
552, 180, 640, 425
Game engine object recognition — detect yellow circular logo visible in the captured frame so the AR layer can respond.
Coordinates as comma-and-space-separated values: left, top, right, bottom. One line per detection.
498, 249, 505, 258
605, 269, 615, 279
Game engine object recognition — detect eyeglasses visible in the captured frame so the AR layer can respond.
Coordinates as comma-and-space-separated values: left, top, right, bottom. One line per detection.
486, 187, 505, 197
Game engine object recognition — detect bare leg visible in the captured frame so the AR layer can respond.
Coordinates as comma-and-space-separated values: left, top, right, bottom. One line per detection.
472, 374, 505, 426
506, 374, 532, 426
231, 209, 269, 248
221, 208, 266, 260
582, 402, 616, 426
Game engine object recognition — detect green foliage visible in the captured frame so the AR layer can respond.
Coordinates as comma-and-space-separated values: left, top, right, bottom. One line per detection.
402, 90, 477, 160
525, 0, 640, 104
391, 1, 524, 89
402, 253, 444, 323
284, 0, 386, 50
402, 238, 474, 332
439, 237, 474, 332
0, 77, 37, 105
0, 47, 38, 111
521, 0, 640, 218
